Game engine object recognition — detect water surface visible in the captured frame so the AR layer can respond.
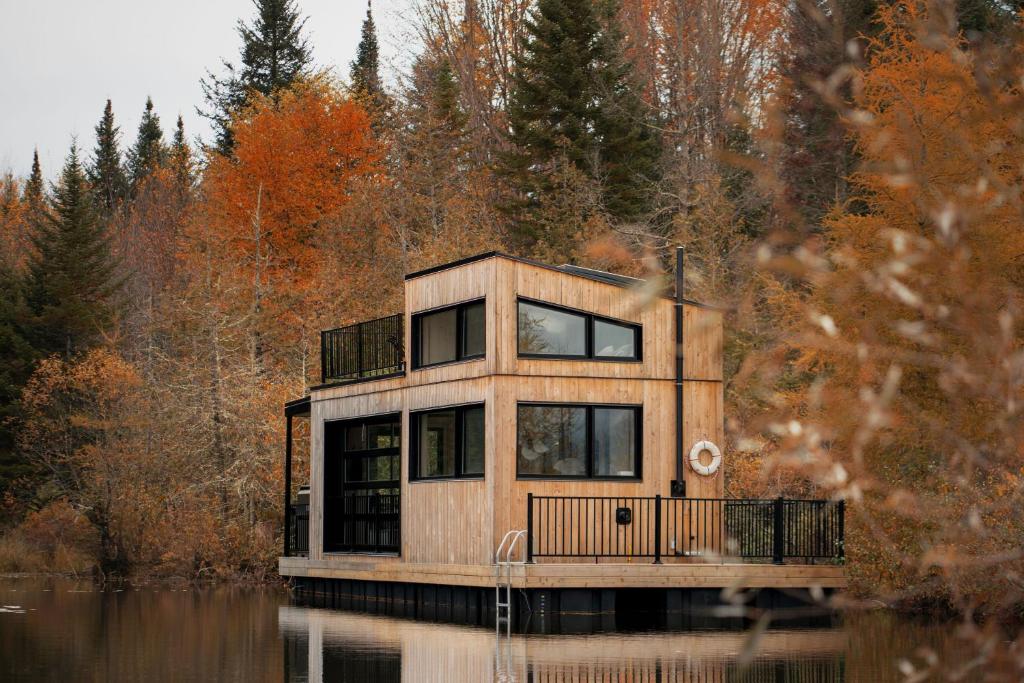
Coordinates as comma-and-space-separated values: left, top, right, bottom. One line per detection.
0, 576, 1015, 681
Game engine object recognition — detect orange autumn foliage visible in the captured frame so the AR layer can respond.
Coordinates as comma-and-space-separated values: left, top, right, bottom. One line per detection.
197, 81, 379, 296
744, 1, 1024, 612
184, 80, 384, 374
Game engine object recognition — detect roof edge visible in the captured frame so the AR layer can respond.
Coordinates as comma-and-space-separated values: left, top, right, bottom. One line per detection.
404, 251, 725, 311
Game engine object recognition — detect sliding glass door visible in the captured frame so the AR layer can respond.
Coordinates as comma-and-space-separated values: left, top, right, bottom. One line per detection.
323, 414, 401, 553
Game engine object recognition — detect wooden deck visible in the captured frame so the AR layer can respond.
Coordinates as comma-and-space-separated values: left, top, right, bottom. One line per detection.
279, 556, 848, 590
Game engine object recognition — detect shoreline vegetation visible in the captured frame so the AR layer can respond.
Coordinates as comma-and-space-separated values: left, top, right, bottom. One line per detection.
1, 1, 1023, 671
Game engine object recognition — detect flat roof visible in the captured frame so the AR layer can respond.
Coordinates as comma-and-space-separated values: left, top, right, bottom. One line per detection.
404, 251, 721, 309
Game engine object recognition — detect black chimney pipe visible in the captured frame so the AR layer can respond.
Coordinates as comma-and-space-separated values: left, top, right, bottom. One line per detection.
671, 247, 686, 498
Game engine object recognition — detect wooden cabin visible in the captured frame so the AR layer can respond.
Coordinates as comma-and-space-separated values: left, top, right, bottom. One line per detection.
279, 252, 845, 618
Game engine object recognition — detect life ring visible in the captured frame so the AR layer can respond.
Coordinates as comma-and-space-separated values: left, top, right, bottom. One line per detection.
689, 440, 722, 476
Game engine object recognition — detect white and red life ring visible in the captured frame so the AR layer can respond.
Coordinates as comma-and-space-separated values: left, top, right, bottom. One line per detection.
688, 440, 722, 476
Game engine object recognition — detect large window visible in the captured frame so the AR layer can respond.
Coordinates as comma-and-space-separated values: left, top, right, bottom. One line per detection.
411, 403, 485, 480
517, 403, 641, 479
413, 299, 485, 368
517, 300, 640, 361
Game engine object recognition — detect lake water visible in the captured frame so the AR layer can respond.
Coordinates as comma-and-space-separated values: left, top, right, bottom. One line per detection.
0, 576, 1018, 681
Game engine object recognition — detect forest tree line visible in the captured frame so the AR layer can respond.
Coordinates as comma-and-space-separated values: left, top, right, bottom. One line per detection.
0, 0, 1022, 623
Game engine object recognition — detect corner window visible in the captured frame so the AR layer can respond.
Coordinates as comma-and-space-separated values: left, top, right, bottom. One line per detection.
411, 404, 485, 480
517, 299, 640, 361
516, 403, 640, 479
413, 300, 485, 369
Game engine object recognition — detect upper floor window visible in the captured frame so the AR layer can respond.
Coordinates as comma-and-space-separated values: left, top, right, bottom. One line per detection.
412, 299, 485, 369
411, 403, 485, 480
517, 299, 641, 361
516, 403, 641, 479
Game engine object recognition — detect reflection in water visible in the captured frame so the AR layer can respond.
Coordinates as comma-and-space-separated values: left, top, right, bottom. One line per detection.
1, 576, 1017, 682
280, 606, 847, 682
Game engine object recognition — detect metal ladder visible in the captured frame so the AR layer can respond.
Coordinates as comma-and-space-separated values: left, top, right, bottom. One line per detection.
494, 529, 527, 633
494, 530, 527, 682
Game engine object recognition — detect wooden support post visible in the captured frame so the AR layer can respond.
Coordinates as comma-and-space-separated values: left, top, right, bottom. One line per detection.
284, 413, 293, 558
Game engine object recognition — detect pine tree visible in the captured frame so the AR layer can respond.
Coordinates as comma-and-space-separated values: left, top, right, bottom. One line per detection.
199, 0, 313, 154
125, 97, 166, 194
501, 0, 660, 247
24, 145, 122, 358
350, 1, 390, 120
87, 99, 128, 214
169, 115, 195, 196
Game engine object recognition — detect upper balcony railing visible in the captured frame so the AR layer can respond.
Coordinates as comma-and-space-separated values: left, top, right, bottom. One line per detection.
320, 313, 405, 384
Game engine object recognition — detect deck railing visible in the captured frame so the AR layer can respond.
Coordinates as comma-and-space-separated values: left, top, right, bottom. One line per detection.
334, 492, 401, 554
526, 494, 844, 564
286, 503, 309, 556
320, 314, 404, 384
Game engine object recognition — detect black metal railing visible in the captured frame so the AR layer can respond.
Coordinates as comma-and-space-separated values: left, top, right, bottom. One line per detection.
320, 314, 404, 384
526, 494, 844, 564
335, 492, 401, 554
287, 503, 309, 556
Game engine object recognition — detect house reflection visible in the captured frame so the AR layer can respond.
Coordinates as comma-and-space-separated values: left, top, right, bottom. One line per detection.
279, 606, 848, 682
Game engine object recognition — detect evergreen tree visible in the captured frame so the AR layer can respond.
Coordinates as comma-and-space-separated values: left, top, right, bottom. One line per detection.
399, 55, 471, 236
125, 97, 166, 194
501, 0, 659, 247
169, 115, 195, 196
200, 0, 313, 154
87, 99, 128, 214
0, 261, 36, 502
778, 0, 878, 229
23, 149, 45, 213
350, 1, 390, 120
24, 145, 122, 359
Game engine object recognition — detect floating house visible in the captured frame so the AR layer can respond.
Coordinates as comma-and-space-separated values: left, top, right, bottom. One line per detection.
280, 251, 845, 622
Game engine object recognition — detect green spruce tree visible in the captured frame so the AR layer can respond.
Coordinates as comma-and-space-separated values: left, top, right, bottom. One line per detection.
24, 144, 122, 359
23, 149, 45, 217
125, 97, 166, 194
200, 0, 313, 154
0, 260, 36, 504
169, 115, 195, 196
87, 99, 128, 214
502, 0, 659, 249
350, 1, 390, 121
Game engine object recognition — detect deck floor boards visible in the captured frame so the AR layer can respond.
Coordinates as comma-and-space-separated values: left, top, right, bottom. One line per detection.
279, 556, 848, 589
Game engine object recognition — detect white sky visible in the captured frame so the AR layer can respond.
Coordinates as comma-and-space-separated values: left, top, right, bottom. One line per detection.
0, 0, 412, 179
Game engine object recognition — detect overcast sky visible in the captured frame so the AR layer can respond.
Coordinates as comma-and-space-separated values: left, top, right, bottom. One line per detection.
0, 0, 410, 179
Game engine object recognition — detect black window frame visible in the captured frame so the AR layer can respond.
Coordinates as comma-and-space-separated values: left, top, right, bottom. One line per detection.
410, 402, 486, 481
516, 298, 642, 362
411, 298, 486, 370
515, 402, 642, 481
325, 412, 403, 492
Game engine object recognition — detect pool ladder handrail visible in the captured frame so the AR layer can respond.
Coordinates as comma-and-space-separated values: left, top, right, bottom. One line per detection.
494, 529, 528, 633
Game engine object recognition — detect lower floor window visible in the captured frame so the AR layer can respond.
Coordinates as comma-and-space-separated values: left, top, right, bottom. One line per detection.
411, 403, 485, 480
516, 403, 641, 479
